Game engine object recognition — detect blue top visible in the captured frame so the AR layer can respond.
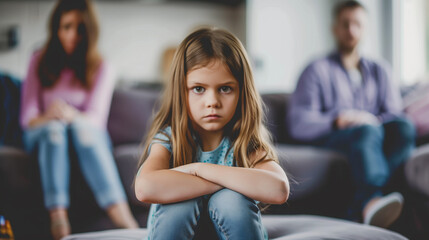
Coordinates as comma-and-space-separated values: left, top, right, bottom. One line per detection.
287, 52, 403, 142
150, 126, 235, 166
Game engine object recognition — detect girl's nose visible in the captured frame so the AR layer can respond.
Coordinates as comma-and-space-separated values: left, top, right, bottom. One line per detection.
206, 91, 220, 108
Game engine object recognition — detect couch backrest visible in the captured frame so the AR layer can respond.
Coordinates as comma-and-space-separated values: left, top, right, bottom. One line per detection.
261, 93, 292, 143
107, 87, 292, 146
107, 87, 161, 146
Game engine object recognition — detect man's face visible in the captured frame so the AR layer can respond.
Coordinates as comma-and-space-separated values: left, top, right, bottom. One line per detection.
333, 7, 367, 53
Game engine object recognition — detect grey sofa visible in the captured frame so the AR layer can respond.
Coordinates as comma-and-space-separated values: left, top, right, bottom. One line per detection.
63, 215, 407, 240
0, 84, 423, 239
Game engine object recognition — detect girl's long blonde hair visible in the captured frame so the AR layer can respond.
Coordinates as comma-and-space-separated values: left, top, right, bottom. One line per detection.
138, 27, 278, 169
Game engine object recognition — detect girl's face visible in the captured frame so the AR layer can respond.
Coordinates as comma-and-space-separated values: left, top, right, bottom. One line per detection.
58, 10, 83, 55
186, 60, 239, 136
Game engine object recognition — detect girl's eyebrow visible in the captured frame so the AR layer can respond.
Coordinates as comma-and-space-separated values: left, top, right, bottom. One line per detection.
221, 81, 238, 85
188, 80, 238, 86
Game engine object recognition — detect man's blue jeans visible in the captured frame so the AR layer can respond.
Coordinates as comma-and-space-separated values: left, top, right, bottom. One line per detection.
146, 189, 267, 240
23, 119, 127, 210
315, 118, 415, 219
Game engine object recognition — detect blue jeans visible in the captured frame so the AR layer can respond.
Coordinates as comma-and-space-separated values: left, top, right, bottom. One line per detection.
147, 189, 267, 240
315, 118, 415, 219
23, 119, 127, 210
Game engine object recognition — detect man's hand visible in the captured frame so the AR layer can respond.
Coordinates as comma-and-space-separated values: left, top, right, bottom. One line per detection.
335, 110, 380, 129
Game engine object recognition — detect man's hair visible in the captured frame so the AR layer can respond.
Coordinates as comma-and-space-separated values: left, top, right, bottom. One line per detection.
333, 0, 366, 20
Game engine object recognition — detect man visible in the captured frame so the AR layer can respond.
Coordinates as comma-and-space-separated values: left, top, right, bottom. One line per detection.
287, 0, 415, 228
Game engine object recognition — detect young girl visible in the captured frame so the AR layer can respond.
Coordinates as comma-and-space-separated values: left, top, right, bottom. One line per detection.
20, 0, 138, 239
134, 28, 289, 239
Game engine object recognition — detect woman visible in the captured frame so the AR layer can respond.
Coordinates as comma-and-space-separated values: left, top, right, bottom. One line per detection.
20, 0, 138, 239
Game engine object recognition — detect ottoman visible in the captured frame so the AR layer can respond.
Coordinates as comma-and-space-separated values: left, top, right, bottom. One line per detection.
62, 215, 407, 240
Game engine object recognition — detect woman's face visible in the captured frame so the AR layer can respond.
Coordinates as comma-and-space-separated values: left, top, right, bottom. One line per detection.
58, 10, 83, 55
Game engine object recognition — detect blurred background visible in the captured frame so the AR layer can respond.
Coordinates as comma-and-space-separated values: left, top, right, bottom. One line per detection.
0, 0, 428, 93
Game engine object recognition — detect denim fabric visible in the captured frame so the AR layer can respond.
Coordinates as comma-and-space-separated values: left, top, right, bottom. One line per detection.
314, 118, 415, 220
146, 189, 267, 240
23, 119, 127, 209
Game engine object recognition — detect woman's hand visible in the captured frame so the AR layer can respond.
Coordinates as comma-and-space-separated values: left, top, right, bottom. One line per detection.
171, 163, 202, 176
46, 100, 79, 123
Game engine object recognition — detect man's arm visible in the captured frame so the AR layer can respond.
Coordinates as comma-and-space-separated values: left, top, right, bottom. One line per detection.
287, 63, 338, 141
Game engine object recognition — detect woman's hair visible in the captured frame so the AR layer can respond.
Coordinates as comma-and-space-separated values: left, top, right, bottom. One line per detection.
138, 27, 278, 169
37, 0, 101, 89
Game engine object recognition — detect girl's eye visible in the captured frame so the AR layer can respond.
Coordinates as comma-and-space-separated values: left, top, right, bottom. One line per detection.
193, 87, 205, 94
220, 86, 232, 93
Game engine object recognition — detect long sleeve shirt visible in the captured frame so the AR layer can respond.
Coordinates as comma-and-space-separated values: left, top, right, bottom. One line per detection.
287, 52, 402, 142
20, 51, 115, 130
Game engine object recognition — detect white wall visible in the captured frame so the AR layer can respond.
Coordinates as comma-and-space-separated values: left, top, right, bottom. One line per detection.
0, 0, 400, 92
247, 0, 393, 93
0, 0, 245, 83
400, 0, 427, 85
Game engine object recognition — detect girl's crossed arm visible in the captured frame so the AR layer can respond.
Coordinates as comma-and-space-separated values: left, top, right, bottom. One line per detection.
173, 151, 289, 205
135, 144, 223, 204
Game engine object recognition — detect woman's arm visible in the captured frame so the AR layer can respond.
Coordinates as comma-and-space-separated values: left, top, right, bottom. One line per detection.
21, 52, 47, 129
135, 144, 223, 204
81, 62, 116, 128
174, 152, 289, 205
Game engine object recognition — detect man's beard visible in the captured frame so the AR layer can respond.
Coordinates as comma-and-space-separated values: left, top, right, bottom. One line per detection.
337, 42, 358, 54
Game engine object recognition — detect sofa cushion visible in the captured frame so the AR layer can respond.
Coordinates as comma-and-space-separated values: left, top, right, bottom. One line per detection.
276, 144, 350, 201
0, 73, 23, 148
272, 144, 353, 218
262, 215, 407, 240
405, 143, 429, 198
107, 87, 160, 146
261, 93, 291, 143
62, 215, 407, 240
113, 143, 150, 209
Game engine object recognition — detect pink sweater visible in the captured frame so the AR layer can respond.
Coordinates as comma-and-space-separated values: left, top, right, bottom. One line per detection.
20, 51, 115, 130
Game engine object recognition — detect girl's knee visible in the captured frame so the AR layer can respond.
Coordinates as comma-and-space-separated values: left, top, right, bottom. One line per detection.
149, 199, 202, 239
157, 198, 202, 219
208, 189, 258, 218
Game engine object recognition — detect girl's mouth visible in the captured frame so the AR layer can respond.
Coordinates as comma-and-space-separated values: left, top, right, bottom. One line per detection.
204, 114, 221, 119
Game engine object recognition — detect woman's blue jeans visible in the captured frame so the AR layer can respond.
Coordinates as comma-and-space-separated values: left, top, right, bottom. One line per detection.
23, 119, 127, 210
147, 188, 267, 240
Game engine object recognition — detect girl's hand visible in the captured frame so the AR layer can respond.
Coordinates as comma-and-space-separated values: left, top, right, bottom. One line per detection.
171, 163, 202, 176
